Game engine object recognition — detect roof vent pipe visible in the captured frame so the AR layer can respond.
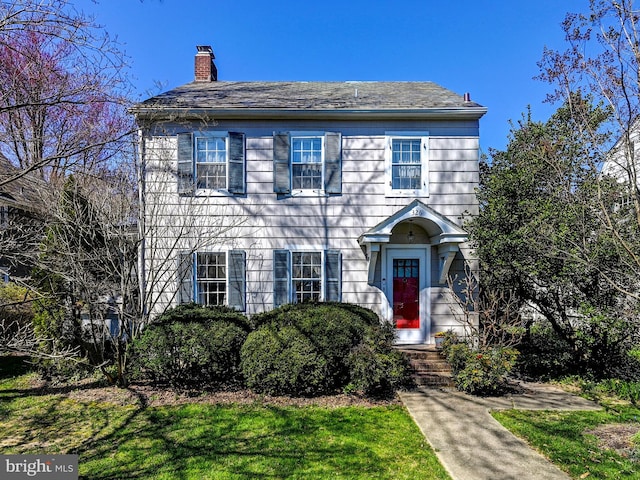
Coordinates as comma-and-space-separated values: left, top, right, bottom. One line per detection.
463, 92, 471, 103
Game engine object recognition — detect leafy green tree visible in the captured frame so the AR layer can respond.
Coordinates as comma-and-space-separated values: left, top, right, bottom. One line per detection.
539, 0, 640, 297
468, 95, 640, 377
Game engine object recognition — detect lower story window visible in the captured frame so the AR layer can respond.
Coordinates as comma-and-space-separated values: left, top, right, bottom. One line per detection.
273, 249, 341, 307
292, 252, 322, 302
196, 252, 226, 305
178, 250, 246, 310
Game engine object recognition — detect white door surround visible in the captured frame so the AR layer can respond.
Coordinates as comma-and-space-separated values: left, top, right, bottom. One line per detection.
383, 246, 430, 344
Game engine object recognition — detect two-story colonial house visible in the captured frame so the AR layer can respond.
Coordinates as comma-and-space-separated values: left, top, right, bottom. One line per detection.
131, 46, 486, 345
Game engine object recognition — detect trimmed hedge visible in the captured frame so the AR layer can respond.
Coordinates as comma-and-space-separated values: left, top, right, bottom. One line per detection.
241, 302, 411, 397
240, 324, 329, 396
346, 322, 412, 396
131, 304, 250, 388
132, 302, 411, 398
250, 302, 383, 389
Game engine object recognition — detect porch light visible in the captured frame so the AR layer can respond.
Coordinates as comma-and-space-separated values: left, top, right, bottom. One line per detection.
407, 230, 415, 243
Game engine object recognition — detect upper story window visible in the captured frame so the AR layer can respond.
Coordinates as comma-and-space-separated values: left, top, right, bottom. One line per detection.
385, 133, 429, 197
177, 131, 245, 196
392, 139, 421, 189
273, 132, 342, 195
195, 136, 227, 189
291, 137, 323, 190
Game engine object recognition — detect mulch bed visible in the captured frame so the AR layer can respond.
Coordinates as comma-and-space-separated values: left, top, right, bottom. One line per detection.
29, 376, 401, 409
585, 423, 640, 460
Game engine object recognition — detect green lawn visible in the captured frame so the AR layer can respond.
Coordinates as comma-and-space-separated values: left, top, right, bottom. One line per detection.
0, 360, 450, 479
493, 406, 640, 479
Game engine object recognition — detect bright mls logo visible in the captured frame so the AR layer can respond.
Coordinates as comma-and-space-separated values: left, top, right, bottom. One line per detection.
1, 455, 78, 479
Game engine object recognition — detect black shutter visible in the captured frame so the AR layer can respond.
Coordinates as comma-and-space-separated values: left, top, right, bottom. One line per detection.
324, 132, 342, 194
177, 253, 194, 304
227, 132, 245, 194
324, 250, 342, 302
273, 132, 291, 194
273, 249, 291, 307
177, 133, 194, 195
228, 250, 246, 311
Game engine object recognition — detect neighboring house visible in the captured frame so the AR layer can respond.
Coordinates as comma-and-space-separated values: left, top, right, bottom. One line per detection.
0, 155, 45, 281
602, 122, 638, 181
131, 46, 486, 345
601, 122, 640, 214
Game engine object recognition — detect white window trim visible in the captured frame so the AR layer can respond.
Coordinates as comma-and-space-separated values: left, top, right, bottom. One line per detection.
193, 130, 231, 196
286, 248, 328, 302
193, 251, 228, 306
385, 131, 429, 197
289, 131, 327, 197
290, 250, 323, 303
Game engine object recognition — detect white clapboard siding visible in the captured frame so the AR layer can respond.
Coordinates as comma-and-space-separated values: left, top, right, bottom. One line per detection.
143, 125, 481, 322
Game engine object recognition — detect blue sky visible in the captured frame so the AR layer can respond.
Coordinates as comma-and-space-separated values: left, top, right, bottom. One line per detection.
76, 0, 585, 153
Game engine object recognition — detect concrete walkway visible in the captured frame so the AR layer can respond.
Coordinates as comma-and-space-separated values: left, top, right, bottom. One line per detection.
399, 383, 601, 480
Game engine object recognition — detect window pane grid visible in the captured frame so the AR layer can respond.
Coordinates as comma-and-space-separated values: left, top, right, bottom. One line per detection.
196, 137, 227, 189
393, 258, 419, 278
197, 164, 226, 189
292, 137, 322, 189
292, 164, 322, 189
392, 139, 421, 190
292, 138, 322, 163
196, 253, 226, 306
196, 138, 226, 163
292, 252, 321, 303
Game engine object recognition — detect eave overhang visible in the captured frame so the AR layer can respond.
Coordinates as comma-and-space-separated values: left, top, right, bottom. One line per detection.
130, 106, 488, 123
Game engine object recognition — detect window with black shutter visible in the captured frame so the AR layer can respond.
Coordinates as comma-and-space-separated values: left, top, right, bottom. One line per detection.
176, 131, 245, 195
272, 249, 342, 307
177, 250, 246, 311
273, 132, 342, 195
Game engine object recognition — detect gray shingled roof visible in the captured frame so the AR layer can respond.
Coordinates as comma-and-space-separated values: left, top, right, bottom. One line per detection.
132, 81, 486, 119
0, 155, 45, 210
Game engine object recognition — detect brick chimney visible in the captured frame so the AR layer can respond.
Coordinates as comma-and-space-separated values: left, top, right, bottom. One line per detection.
195, 45, 217, 82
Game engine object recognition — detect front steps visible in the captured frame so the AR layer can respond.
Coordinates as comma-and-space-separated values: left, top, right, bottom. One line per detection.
397, 346, 454, 387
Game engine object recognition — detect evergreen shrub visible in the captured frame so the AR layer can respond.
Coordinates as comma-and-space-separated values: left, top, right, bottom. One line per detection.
131, 304, 250, 388
242, 302, 411, 397
346, 322, 412, 396
240, 324, 329, 396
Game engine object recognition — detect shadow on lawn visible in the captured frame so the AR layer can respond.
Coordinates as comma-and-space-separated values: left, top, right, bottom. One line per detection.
0, 355, 150, 463
78, 405, 388, 479
0, 355, 112, 399
0, 355, 32, 379
2, 380, 390, 477
1, 379, 109, 399
1, 356, 414, 479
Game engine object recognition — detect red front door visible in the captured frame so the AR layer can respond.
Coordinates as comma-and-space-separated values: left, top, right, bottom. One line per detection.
392, 258, 420, 329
